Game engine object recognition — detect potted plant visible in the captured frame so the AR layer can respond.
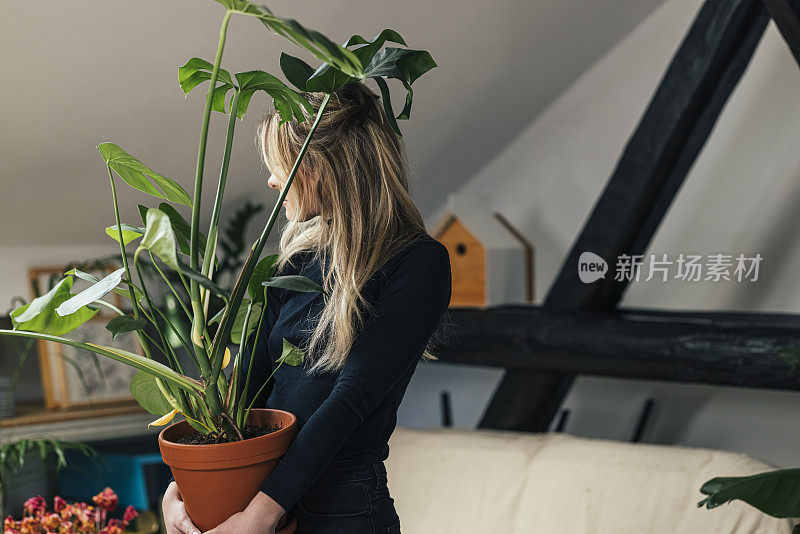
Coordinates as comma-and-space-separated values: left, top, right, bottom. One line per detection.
0, 1, 435, 531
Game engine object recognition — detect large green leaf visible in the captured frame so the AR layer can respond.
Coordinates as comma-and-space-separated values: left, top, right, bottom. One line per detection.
0, 329, 202, 393
263, 274, 325, 295
178, 57, 237, 114
10, 278, 97, 336
214, 1, 362, 79
699, 468, 800, 517
304, 29, 407, 93
56, 268, 125, 316
285, 37, 436, 136
105, 224, 145, 246
98, 143, 191, 206
136, 208, 180, 271
248, 254, 279, 303
130, 371, 173, 416
234, 70, 312, 123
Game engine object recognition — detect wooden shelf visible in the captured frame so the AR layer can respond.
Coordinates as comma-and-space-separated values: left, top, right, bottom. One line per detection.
0, 400, 157, 444
3, 400, 145, 427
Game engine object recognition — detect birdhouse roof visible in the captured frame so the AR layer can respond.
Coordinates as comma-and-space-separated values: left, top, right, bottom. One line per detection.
437, 194, 525, 250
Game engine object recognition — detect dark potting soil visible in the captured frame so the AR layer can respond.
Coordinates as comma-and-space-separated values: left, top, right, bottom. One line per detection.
174, 422, 284, 445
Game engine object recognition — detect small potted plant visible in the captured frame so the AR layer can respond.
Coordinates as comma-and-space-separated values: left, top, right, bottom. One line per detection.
0, 1, 435, 532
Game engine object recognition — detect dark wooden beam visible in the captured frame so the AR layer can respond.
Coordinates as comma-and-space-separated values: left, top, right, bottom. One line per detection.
479, 0, 770, 432
764, 0, 800, 68
440, 307, 800, 390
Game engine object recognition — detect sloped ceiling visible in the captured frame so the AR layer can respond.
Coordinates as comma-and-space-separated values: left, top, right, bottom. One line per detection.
0, 0, 665, 246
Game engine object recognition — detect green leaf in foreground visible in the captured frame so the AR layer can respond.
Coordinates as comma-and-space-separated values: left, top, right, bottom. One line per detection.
278, 338, 305, 366
698, 468, 800, 517
10, 278, 97, 336
98, 143, 191, 206
106, 315, 147, 339
130, 371, 173, 416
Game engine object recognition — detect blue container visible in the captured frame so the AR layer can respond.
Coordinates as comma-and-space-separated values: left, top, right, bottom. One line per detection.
59, 451, 168, 510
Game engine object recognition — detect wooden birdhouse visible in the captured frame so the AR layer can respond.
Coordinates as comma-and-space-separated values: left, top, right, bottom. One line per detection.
432, 193, 533, 308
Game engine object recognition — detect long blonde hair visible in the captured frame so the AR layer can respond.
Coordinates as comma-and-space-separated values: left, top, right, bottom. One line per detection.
257, 82, 437, 374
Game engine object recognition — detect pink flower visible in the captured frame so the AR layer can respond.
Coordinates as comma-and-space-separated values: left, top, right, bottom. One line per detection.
22, 496, 46, 518
122, 506, 137, 525
92, 488, 118, 512
53, 496, 66, 514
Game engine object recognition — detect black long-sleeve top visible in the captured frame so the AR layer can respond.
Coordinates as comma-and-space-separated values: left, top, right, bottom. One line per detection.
241, 232, 452, 513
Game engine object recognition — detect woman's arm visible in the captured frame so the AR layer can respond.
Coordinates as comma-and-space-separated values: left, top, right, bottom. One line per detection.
259, 239, 452, 513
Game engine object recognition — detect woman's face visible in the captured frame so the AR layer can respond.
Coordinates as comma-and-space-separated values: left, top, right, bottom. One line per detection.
267, 171, 317, 221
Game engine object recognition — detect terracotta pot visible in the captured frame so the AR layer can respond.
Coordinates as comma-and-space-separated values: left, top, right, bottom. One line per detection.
158, 409, 298, 532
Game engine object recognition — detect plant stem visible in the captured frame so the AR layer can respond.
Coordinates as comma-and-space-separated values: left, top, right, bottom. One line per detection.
133, 259, 187, 380
236, 289, 268, 426
202, 91, 241, 288
243, 357, 285, 425
208, 93, 331, 407
225, 300, 253, 414
221, 412, 244, 441
190, 10, 233, 388
107, 164, 152, 361
149, 253, 192, 322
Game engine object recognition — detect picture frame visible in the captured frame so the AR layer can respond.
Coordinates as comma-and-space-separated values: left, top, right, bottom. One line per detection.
29, 264, 141, 409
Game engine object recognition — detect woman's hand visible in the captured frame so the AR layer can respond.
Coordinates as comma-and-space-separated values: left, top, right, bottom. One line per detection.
162, 481, 201, 534
204, 492, 285, 534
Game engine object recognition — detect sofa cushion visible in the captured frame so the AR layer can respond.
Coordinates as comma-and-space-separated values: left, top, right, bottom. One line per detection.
385, 427, 796, 533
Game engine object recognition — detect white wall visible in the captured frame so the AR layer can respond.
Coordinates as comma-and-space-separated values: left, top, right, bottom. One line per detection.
401, 0, 800, 468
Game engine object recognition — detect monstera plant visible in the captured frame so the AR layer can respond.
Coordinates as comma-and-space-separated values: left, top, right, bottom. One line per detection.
0, 2, 434, 530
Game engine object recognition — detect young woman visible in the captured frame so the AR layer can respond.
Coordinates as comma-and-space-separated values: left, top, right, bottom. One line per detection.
163, 82, 452, 534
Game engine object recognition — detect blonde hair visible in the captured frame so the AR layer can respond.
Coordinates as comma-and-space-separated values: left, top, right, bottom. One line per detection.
256, 82, 438, 374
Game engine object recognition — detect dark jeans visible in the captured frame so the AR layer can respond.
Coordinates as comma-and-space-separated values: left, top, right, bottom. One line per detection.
288, 460, 401, 533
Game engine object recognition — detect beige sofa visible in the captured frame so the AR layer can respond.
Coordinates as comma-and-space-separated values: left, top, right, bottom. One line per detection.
385, 427, 795, 533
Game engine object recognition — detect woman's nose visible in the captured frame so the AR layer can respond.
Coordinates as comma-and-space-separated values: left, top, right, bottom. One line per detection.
267, 173, 281, 190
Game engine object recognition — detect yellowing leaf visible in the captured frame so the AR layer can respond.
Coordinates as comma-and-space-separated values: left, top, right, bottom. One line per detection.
191, 325, 203, 347
148, 408, 178, 428
223, 347, 231, 368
